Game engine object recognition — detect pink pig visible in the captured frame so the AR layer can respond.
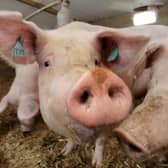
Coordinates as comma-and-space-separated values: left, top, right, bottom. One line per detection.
0, 61, 39, 132
0, 11, 132, 166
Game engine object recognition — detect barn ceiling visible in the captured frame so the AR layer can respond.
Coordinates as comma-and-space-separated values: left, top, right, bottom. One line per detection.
19, 0, 168, 21
0, 0, 167, 28
69, 0, 134, 21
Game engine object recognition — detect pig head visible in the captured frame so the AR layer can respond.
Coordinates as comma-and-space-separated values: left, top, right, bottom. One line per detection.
96, 26, 168, 158
0, 11, 133, 166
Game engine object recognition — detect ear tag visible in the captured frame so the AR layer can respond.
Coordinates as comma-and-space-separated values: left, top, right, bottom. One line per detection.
28, 104, 35, 113
11, 37, 25, 57
107, 43, 118, 62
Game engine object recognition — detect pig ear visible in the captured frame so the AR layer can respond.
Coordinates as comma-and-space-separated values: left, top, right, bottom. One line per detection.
96, 30, 150, 72
0, 11, 45, 65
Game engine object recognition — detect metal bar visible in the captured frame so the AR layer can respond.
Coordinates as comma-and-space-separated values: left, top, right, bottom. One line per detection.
17, 0, 59, 16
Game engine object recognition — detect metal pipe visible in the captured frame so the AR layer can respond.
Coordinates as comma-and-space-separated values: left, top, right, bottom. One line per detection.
24, 0, 61, 20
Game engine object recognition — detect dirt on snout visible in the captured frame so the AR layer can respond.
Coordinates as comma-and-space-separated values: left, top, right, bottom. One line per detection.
0, 60, 168, 168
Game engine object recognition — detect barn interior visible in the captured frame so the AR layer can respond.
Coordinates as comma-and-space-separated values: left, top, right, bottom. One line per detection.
0, 0, 168, 168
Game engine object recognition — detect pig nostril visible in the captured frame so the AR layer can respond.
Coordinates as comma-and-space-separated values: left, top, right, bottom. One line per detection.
108, 87, 121, 98
116, 133, 144, 154
80, 90, 90, 104
108, 89, 114, 98
108, 87, 117, 98
128, 143, 142, 153
114, 130, 145, 158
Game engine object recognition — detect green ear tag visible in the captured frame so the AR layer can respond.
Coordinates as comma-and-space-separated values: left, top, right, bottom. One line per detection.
11, 37, 24, 57
107, 43, 118, 62
28, 104, 35, 113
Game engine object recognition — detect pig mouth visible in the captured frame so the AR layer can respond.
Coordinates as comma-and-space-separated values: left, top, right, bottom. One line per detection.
114, 129, 147, 158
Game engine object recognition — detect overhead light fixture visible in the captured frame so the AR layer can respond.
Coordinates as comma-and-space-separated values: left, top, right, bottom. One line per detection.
133, 7, 158, 26
133, 0, 166, 26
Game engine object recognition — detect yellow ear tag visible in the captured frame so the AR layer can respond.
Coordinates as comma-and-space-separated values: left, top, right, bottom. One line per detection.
11, 37, 24, 57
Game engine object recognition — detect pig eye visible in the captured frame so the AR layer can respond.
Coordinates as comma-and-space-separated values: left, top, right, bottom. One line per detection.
44, 60, 50, 67
94, 59, 100, 66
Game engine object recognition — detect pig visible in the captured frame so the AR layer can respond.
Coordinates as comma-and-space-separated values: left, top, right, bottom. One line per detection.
88, 25, 168, 158
0, 11, 132, 166
0, 60, 39, 132
112, 27, 168, 158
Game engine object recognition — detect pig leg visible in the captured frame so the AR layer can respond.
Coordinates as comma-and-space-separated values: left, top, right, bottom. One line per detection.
17, 96, 39, 132
0, 96, 9, 113
92, 133, 106, 167
61, 138, 77, 155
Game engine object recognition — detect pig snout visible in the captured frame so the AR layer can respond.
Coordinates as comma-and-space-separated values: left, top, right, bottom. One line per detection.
114, 128, 146, 158
67, 67, 132, 127
114, 91, 168, 159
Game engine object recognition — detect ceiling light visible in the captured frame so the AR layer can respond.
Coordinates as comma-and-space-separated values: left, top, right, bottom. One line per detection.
133, 8, 158, 26
132, 0, 166, 26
